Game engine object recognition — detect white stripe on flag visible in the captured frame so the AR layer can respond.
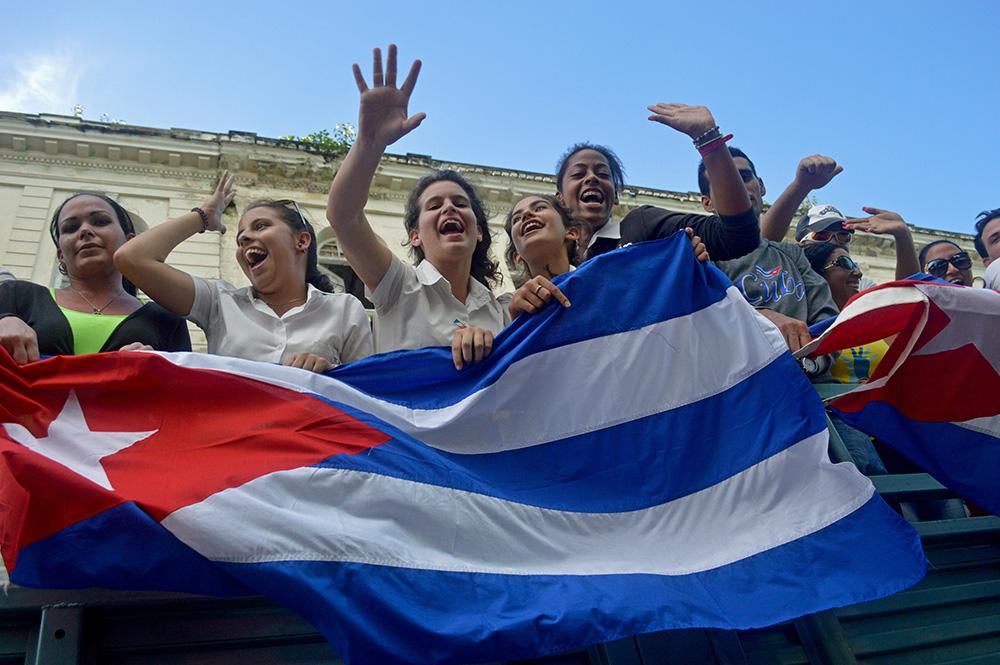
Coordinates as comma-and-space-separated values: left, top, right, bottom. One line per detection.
954, 414, 1000, 438
162, 287, 789, 455
162, 431, 872, 576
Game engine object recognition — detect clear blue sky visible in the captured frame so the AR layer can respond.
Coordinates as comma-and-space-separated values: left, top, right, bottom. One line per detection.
5, 0, 998, 234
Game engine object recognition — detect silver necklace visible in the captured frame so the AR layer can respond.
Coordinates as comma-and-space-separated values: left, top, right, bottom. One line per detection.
69, 286, 124, 315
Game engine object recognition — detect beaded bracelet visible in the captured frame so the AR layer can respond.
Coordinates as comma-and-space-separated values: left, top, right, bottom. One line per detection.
191, 207, 210, 233
692, 126, 721, 145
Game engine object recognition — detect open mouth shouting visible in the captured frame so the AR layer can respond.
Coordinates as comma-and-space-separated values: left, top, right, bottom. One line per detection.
520, 218, 545, 239
438, 218, 466, 237
244, 246, 269, 273
580, 188, 605, 207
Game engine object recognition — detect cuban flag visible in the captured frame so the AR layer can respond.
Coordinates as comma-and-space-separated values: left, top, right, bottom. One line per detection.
801, 278, 1000, 514
1, 234, 925, 664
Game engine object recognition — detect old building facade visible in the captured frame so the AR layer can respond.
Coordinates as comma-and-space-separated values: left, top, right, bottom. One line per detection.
0, 111, 985, 347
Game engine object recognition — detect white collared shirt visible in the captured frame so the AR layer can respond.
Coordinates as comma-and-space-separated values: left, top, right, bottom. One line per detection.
368, 255, 509, 354
189, 278, 373, 366
587, 219, 621, 248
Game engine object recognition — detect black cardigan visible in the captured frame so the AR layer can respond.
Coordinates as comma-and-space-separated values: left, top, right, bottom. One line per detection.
0, 280, 191, 355
587, 205, 760, 262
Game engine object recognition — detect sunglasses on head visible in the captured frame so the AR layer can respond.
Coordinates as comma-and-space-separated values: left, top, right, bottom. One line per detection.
925, 251, 972, 277
807, 229, 853, 244
271, 199, 309, 230
822, 255, 861, 273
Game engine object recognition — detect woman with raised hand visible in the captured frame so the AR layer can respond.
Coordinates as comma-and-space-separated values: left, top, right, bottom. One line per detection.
326, 45, 507, 370
0, 193, 190, 364
503, 194, 709, 318
114, 172, 372, 372
555, 103, 758, 263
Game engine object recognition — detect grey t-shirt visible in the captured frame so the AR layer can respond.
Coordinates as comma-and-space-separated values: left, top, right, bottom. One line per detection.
716, 239, 838, 324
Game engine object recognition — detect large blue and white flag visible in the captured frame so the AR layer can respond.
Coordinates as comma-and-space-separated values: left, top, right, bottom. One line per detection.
1, 233, 926, 664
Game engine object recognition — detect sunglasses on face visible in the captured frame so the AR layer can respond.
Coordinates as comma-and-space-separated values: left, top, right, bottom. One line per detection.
925, 251, 972, 277
807, 229, 853, 244
822, 255, 861, 273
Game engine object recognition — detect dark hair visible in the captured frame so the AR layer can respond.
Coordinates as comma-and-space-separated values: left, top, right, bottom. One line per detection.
403, 170, 502, 289
50, 192, 139, 296
243, 200, 335, 292
697, 146, 757, 197
555, 143, 626, 194
974, 208, 1000, 259
803, 241, 849, 276
917, 239, 962, 269
503, 194, 583, 272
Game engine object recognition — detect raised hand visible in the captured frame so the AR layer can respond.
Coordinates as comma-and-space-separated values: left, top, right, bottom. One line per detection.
200, 170, 236, 234
353, 44, 426, 148
647, 103, 716, 140
843, 207, 909, 238
793, 155, 843, 192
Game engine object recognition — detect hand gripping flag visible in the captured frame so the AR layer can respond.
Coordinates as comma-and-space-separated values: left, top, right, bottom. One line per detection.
1, 234, 925, 664
801, 278, 1000, 513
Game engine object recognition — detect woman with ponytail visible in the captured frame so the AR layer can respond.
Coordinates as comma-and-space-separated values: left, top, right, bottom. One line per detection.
115, 172, 372, 372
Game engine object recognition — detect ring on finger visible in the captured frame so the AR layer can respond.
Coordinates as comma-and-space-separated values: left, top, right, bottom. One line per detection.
533, 284, 544, 297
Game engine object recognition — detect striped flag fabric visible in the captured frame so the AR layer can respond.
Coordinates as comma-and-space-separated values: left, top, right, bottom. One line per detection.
801, 278, 1000, 514
1, 234, 925, 664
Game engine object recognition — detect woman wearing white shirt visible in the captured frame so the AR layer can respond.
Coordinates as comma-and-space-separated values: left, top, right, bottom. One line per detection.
326, 45, 507, 369
115, 172, 372, 372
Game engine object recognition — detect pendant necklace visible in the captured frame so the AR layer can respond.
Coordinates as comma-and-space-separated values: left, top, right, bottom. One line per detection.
70, 286, 124, 315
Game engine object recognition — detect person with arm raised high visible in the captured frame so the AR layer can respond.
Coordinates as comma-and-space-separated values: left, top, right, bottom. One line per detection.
759, 155, 843, 242
556, 104, 758, 263
115, 172, 371, 372
326, 45, 507, 369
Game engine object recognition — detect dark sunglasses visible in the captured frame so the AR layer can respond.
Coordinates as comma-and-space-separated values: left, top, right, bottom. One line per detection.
822, 255, 861, 273
925, 251, 972, 277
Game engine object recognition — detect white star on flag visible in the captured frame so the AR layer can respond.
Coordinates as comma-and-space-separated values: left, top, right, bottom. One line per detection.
2, 390, 157, 491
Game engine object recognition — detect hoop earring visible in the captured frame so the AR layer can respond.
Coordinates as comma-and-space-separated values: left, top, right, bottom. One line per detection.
58, 262, 68, 276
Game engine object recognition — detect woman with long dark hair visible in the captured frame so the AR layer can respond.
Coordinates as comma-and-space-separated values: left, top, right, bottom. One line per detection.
115, 172, 371, 372
0, 193, 190, 363
326, 45, 507, 369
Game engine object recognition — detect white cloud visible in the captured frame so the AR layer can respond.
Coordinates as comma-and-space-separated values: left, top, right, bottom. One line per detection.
0, 54, 82, 115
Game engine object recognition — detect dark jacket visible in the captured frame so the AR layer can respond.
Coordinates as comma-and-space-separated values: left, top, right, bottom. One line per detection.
587, 205, 760, 261
0, 280, 191, 355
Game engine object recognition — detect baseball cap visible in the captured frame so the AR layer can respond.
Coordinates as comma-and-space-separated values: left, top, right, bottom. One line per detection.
796, 204, 849, 241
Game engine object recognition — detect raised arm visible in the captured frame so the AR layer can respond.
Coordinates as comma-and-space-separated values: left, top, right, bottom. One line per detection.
761, 155, 843, 241
326, 44, 425, 291
114, 172, 235, 316
647, 103, 751, 217
842, 207, 921, 280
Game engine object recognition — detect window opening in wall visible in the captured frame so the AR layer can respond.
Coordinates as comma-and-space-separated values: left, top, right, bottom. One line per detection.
318, 237, 372, 309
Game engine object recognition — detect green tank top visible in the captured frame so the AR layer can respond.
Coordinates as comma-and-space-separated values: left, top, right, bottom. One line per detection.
52, 289, 129, 355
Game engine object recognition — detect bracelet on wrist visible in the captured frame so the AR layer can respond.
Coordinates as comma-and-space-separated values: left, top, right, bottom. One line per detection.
692, 125, 720, 144
191, 207, 210, 233
697, 133, 734, 157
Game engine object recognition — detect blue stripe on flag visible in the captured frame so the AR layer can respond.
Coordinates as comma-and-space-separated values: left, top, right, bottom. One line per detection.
13, 502, 250, 596
216, 495, 925, 665
310, 353, 826, 512
331, 233, 733, 408
835, 400, 1000, 514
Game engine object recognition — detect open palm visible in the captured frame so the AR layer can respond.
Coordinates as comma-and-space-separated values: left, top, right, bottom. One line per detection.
353, 45, 425, 148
